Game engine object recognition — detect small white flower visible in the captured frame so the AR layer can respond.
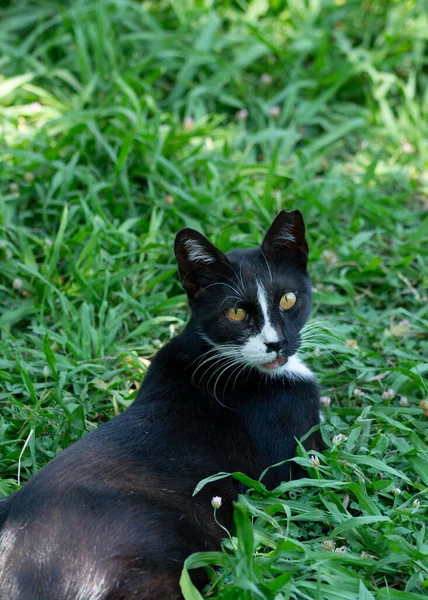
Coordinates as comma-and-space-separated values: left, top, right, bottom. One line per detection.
211, 496, 222, 509
183, 116, 194, 132
382, 389, 395, 400
353, 388, 363, 397
419, 400, 428, 417
333, 434, 348, 446
320, 396, 331, 407
389, 320, 411, 337
45, 238, 53, 247
392, 488, 401, 496
321, 540, 336, 552
310, 455, 320, 469
236, 108, 248, 122
13, 278, 23, 290
43, 366, 51, 378
29, 102, 42, 113
345, 339, 358, 349
260, 73, 272, 85
402, 140, 414, 154
399, 396, 409, 406
413, 499, 420, 509
322, 250, 337, 266
9, 183, 19, 194
268, 105, 280, 118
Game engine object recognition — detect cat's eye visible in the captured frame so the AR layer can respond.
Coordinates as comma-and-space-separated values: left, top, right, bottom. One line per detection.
226, 307, 247, 322
280, 292, 297, 311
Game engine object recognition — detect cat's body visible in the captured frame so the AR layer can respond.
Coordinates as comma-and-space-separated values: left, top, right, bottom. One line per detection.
0, 211, 323, 599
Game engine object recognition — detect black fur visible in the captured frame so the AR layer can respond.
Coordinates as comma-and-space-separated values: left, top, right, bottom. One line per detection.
0, 211, 323, 599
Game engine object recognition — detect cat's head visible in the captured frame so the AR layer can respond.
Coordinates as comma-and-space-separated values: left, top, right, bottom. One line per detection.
174, 211, 312, 379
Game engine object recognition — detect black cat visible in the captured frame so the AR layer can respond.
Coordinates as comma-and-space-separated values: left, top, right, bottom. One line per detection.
0, 210, 323, 600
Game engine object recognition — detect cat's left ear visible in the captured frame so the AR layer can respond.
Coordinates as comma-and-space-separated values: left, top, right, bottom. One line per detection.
262, 210, 309, 266
174, 228, 229, 298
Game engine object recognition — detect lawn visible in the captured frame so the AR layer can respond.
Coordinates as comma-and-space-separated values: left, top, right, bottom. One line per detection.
0, 0, 427, 598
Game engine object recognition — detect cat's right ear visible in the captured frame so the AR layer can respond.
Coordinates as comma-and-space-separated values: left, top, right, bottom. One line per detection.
174, 228, 228, 298
262, 210, 309, 267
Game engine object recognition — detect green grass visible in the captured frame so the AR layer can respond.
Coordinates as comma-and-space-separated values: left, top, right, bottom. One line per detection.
0, 0, 427, 598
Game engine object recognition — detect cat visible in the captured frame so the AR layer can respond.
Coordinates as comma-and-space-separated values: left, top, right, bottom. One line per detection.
0, 210, 323, 600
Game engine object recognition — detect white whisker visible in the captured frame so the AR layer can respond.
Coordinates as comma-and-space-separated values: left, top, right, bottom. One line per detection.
212, 360, 244, 408
205, 357, 241, 390
199, 282, 242, 297
259, 248, 273, 283
232, 362, 249, 391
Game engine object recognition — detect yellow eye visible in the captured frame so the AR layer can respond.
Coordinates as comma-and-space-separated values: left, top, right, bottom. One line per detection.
280, 292, 297, 311
226, 307, 247, 322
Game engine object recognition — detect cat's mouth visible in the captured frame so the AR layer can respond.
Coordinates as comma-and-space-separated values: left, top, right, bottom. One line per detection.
261, 356, 288, 369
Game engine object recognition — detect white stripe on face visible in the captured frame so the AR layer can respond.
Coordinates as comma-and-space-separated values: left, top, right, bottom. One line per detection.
256, 281, 279, 344
238, 282, 315, 379
240, 281, 279, 364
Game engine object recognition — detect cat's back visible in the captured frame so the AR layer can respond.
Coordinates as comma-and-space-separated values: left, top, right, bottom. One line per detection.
0, 403, 226, 600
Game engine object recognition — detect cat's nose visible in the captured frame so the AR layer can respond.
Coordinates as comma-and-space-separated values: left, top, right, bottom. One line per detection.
265, 341, 282, 353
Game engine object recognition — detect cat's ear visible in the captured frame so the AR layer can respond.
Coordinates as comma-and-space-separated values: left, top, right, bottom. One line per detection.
174, 228, 228, 298
262, 210, 309, 266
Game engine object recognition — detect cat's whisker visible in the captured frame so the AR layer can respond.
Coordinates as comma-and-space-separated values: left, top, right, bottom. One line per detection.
238, 260, 246, 295
198, 333, 242, 352
188, 346, 221, 372
302, 320, 326, 328
218, 295, 243, 311
232, 362, 249, 391
199, 281, 242, 298
212, 360, 245, 408
300, 329, 339, 340
202, 359, 244, 406
192, 350, 241, 384
301, 350, 355, 380
300, 339, 336, 352
300, 339, 326, 346
298, 346, 353, 378
221, 272, 245, 297
229, 363, 246, 392
259, 248, 273, 283
300, 346, 337, 362
300, 333, 335, 342
301, 325, 335, 336
191, 348, 233, 379
301, 329, 340, 338
222, 359, 248, 394
194, 359, 228, 389
193, 347, 242, 381
300, 334, 335, 344
301, 322, 343, 340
